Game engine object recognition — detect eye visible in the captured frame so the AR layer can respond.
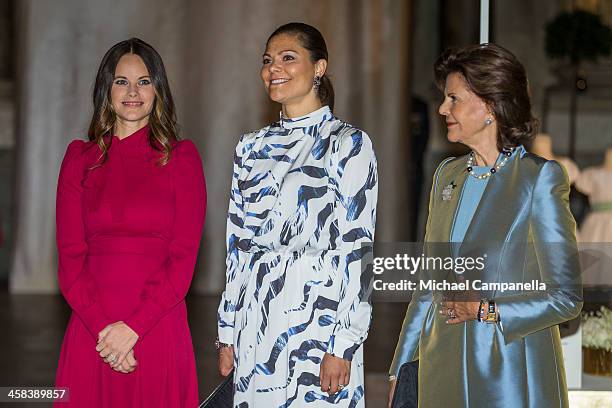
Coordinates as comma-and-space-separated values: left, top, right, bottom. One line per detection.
262, 57, 271, 65
114, 79, 128, 85
138, 78, 151, 86
282, 55, 295, 62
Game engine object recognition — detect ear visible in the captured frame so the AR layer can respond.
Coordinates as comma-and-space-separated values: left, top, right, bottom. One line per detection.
484, 102, 496, 119
315, 59, 328, 77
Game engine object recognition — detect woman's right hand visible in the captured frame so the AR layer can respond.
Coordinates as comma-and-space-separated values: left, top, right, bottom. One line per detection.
218, 345, 234, 377
112, 349, 137, 374
387, 379, 397, 408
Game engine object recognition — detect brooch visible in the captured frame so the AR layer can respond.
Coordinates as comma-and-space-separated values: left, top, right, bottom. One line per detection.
442, 181, 457, 201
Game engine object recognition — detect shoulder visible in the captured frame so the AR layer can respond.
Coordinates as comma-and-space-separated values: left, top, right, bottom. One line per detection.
62, 139, 98, 167
428, 155, 460, 195
173, 138, 199, 154
527, 156, 569, 194
235, 126, 270, 155
329, 119, 375, 156
243, 126, 271, 144
64, 139, 97, 155
436, 155, 460, 173
528, 154, 565, 181
172, 139, 203, 165
520, 150, 548, 169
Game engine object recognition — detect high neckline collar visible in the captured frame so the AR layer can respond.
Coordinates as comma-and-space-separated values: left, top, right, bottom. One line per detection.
112, 124, 149, 144
279, 105, 333, 129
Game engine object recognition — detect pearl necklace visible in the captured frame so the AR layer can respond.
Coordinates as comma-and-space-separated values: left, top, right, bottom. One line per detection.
466, 147, 514, 179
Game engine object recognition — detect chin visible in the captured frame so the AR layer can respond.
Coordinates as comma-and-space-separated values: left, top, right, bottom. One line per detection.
446, 133, 461, 144
118, 113, 151, 123
268, 94, 284, 104
267, 90, 290, 104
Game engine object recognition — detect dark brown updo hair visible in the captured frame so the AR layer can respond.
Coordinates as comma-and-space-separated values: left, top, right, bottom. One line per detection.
267, 22, 334, 111
434, 43, 538, 149
88, 37, 178, 166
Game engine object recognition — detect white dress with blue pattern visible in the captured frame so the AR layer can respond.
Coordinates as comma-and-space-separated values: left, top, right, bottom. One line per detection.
217, 106, 378, 407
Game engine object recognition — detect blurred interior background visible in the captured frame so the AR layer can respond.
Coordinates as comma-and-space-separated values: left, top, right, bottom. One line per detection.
0, 0, 611, 406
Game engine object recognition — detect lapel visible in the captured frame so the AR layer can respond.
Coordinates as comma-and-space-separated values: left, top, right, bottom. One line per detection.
426, 155, 468, 243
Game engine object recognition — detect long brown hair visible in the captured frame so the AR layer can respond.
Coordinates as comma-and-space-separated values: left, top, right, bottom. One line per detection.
88, 37, 178, 166
434, 43, 538, 150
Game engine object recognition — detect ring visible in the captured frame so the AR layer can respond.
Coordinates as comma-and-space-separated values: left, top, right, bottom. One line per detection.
108, 354, 115, 362
446, 308, 454, 317
338, 384, 346, 390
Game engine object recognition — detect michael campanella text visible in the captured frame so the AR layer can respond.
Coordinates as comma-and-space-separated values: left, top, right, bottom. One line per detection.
373, 279, 547, 292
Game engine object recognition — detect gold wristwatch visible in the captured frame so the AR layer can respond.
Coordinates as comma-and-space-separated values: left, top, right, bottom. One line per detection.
484, 299, 498, 323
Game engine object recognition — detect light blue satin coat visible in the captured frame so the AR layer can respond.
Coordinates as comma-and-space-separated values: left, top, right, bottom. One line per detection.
390, 147, 583, 408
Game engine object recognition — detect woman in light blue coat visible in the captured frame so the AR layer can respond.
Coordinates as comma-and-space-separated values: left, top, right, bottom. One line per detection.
389, 44, 582, 408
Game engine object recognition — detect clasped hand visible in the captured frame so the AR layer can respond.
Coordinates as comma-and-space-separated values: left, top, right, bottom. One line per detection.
439, 297, 481, 324
96, 321, 139, 373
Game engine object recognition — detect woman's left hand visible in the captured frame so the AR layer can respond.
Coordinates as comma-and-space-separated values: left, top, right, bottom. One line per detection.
319, 353, 351, 396
440, 299, 481, 324
96, 321, 139, 368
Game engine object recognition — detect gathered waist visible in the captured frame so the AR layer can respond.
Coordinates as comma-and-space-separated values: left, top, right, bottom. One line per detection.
238, 247, 339, 263
87, 235, 169, 256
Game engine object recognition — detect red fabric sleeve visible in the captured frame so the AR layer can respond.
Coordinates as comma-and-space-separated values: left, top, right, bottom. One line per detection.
56, 140, 109, 339
124, 140, 206, 338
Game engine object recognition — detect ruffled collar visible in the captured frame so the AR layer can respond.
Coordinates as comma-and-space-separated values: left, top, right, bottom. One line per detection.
279, 105, 333, 129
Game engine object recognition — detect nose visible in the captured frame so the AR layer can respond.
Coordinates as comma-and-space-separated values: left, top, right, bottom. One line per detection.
438, 99, 449, 116
127, 82, 138, 97
268, 59, 282, 74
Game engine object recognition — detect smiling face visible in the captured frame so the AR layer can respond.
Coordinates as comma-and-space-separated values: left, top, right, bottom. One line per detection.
261, 33, 326, 115
110, 53, 155, 132
438, 72, 494, 146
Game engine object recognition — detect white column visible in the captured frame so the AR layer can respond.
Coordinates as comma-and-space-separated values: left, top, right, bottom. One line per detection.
480, 0, 490, 43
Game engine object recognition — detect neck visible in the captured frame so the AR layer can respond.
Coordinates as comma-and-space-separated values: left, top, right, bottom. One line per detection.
469, 140, 500, 167
114, 118, 149, 139
281, 94, 322, 119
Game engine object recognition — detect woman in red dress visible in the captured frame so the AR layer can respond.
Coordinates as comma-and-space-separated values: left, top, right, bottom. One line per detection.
54, 38, 205, 407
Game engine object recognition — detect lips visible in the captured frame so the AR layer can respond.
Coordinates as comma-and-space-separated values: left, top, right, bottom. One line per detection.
122, 101, 144, 107
446, 122, 458, 127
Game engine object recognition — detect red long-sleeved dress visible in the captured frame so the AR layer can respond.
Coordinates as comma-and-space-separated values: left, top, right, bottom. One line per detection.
54, 126, 205, 407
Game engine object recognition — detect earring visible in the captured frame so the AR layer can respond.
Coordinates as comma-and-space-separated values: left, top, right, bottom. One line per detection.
485, 118, 493, 125
313, 75, 321, 91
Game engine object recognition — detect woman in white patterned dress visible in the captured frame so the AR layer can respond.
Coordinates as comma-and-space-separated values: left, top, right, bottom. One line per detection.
216, 22, 378, 407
